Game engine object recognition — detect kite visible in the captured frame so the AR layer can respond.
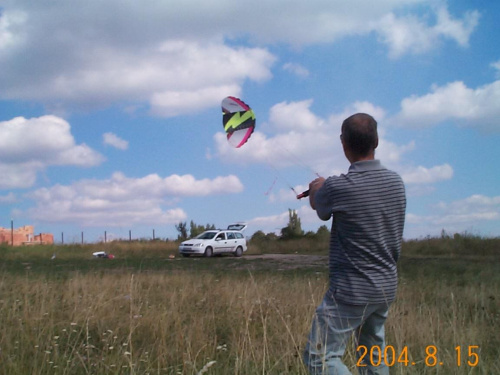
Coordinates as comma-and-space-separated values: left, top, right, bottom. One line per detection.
221, 96, 255, 148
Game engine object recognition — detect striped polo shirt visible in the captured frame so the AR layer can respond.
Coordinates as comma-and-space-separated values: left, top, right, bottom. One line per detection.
314, 160, 406, 305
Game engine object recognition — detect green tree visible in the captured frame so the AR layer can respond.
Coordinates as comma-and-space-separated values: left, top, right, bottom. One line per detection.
316, 225, 330, 241
251, 230, 267, 242
281, 209, 304, 239
189, 221, 216, 238
175, 222, 188, 241
265, 232, 279, 241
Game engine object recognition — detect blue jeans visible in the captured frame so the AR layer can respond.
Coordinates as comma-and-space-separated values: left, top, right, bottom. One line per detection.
303, 293, 391, 375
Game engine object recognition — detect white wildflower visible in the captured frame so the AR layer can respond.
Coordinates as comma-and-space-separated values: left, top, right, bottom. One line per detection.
197, 360, 216, 374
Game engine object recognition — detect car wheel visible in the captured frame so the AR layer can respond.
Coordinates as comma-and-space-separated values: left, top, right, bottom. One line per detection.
234, 246, 243, 257
204, 247, 213, 258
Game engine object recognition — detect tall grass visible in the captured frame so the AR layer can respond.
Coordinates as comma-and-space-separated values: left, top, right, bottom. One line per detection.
0, 235, 498, 374
0, 269, 319, 374
402, 232, 499, 258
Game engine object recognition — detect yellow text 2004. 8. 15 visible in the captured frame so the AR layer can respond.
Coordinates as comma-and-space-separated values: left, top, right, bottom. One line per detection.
356, 345, 480, 367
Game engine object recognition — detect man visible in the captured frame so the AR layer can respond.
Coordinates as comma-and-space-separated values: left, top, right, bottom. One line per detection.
303, 113, 406, 375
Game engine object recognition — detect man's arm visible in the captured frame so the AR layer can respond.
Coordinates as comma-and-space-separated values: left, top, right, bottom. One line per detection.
308, 177, 332, 221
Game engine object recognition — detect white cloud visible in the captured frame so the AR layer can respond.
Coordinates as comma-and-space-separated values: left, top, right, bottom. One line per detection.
103, 132, 128, 150
1, 21, 276, 116
437, 194, 500, 216
392, 80, 500, 131
376, 139, 415, 165
400, 164, 454, 185
215, 99, 410, 176
215, 99, 344, 173
160, 173, 244, 196
376, 6, 479, 58
327, 101, 387, 128
0, 192, 17, 204
150, 84, 242, 118
269, 100, 323, 131
247, 204, 326, 235
26, 172, 244, 227
0, 163, 40, 189
215, 98, 453, 201
254, 193, 500, 239
214, 125, 340, 176
377, 13, 436, 58
0, 1, 480, 115
406, 194, 500, 237
0, 116, 104, 189
248, 211, 290, 234
0, 9, 27, 50
491, 60, 500, 79
266, 185, 306, 204
433, 7, 479, 47
282, 63, 310, 78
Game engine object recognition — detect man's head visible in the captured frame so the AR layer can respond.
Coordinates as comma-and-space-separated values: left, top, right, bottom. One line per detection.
341, 113, 378, 161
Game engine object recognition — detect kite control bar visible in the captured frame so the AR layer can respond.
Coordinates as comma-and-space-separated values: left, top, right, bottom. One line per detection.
296, 189, 310, 199
296, 173, 322, 199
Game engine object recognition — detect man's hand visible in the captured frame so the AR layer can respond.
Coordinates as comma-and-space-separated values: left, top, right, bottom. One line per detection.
308, 177, 325, 210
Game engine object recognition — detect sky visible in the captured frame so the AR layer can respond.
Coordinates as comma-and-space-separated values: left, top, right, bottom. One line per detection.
0, 0, 499, 243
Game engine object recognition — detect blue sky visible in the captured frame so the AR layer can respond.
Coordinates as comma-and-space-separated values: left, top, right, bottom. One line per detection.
0, 0, 499, 242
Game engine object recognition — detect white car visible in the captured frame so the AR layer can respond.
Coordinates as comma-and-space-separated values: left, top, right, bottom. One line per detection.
178, 224, 247, 257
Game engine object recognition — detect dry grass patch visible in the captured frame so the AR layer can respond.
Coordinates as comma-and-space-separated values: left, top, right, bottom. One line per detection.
0, 270, 325, 374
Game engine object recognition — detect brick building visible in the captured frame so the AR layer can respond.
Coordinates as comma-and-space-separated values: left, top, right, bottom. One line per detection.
0, 225, 54, 246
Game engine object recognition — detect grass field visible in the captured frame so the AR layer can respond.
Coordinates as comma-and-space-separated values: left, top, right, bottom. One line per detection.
0, 236, 498, 374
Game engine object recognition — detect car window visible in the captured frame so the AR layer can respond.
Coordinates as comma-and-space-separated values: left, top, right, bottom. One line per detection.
196, 232, 217, 239
215, 233, 225, 240
235, 233, 244, 239
227, 232, 236, 239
